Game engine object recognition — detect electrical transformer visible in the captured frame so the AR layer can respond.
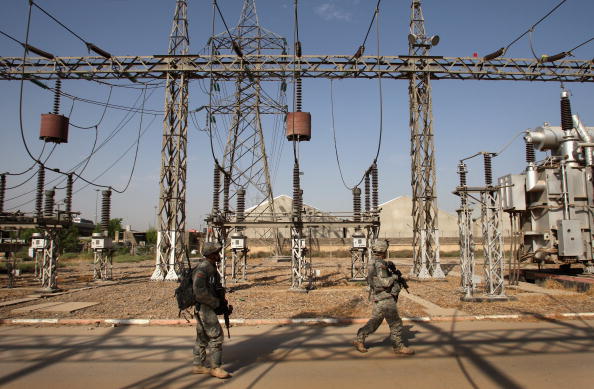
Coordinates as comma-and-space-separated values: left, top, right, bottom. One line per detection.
498, 91, 594, 271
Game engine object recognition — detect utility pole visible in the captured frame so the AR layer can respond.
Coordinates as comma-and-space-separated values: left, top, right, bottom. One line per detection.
152, 0, 190, 281
408, 0, 444, 279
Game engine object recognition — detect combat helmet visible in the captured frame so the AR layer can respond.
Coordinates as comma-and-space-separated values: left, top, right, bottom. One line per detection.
202, 242, 222, 257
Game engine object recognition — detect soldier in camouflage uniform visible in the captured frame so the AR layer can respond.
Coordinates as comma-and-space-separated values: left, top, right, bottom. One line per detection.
353, 240, 415, 355
191, 242, 231, 379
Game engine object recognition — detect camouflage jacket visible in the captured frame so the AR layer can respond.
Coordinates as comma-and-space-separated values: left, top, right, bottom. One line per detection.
367, 257, 400, 301
192, 258, 222, 309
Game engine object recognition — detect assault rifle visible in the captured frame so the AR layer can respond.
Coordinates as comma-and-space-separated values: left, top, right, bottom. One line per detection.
386, 261, 410, 294
215, 287, 233, 338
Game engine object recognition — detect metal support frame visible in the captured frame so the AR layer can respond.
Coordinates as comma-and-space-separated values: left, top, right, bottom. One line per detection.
508, 212, 521, 286
457, 200, 475, 299
2, 55, 591, 82
231, 249, 248, 281
93, 249, 113, 280
153, 0, 190, 281
40, 230, 59, 292
349, 248, 367, 281
408, 0, 444, 280
290, 225, 311, 290
480, 190, 507, 298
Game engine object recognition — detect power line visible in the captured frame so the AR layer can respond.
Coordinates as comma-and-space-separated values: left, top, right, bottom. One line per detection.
0, 29, 21, 45
484, 0, 568, 60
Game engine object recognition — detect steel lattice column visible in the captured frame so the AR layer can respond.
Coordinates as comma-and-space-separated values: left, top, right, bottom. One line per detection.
408, 0, 444, 279
208, 0, 286, 272
290, 225, 311, 290
152, 0, 190, 281
40, 230, 59, 291
480, 190, 506, 298
457, 202, 475, 299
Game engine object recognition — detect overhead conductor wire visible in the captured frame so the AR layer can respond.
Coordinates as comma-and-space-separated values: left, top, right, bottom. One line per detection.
331, 1, 383, 191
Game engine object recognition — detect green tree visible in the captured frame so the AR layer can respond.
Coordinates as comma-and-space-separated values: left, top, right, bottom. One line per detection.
145, 227, 157, 244
59, 225, 80, 253
94, 218, 123, 238
109, 218, 123, 238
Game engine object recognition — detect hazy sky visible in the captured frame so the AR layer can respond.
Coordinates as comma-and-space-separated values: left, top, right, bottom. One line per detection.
1, 0, 593, 230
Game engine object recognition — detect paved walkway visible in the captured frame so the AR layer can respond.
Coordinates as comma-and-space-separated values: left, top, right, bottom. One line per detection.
1, 320, 593, 389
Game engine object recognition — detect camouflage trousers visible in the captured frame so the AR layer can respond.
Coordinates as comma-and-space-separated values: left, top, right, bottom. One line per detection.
356, 297, 404, 347
193, 304, 224, 368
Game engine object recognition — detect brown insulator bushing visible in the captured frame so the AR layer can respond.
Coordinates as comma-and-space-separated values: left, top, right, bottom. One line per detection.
371, 163, 378, 212
53, 79, 61, 115
292, 162, 302, 219
560, 91, 573, 132
44, 189, 55, 218
286, 112, 311, 141
101, 189, 112, 233
65, 173, 73, 222
236, 188, 246, 223
483, 153, 493, 186
36, 165, 45, 218
223, 173, 230, 214
364, 173, 370, 212
39, 113, 69, 143
353, 187, 361, 222
457, 162, 467, 187
525, 141, 535, 164
212, 164, 220, 214
0, 174, 5, 214
295, 77, 303, 111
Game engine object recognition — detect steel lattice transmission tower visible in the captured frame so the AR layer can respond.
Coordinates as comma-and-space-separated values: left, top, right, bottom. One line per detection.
207, 0, 287, 261
408, 0, 444, 279
152, 0, 190, 281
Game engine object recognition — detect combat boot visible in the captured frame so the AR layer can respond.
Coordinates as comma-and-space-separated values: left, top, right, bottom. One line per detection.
191, 365, 210, 374
393, 345, 415, 356
210, 367, 231, 379
352, 340, 368, 353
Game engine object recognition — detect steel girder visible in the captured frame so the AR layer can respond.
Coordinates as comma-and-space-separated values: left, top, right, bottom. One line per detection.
1, 55, 592, 82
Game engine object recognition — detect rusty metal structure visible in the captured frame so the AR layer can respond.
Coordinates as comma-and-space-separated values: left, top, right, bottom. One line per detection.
1, 0, 594, 287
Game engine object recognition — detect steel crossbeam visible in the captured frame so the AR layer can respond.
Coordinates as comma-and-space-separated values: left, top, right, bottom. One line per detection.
0, 55, 592, 82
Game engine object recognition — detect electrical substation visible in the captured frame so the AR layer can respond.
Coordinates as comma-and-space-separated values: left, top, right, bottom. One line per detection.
1, 0, 593, 303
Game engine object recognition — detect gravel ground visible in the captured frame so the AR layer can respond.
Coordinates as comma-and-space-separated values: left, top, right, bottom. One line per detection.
1, 257, 592, 320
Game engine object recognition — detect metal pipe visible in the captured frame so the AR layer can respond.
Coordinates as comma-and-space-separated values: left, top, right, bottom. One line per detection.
526, 165, 545, 192
573, 114, 593, 166
560, 161, 570, 219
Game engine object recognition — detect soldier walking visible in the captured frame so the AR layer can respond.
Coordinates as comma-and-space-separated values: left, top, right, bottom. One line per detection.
353, 240, 415, 356
191, 242, 232, 379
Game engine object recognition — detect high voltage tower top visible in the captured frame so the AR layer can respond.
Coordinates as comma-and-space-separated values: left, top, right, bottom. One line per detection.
207, 0, 287, 259
1, 1, 593, 281
152, 0, 190, 281
408, 0, 444, 280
